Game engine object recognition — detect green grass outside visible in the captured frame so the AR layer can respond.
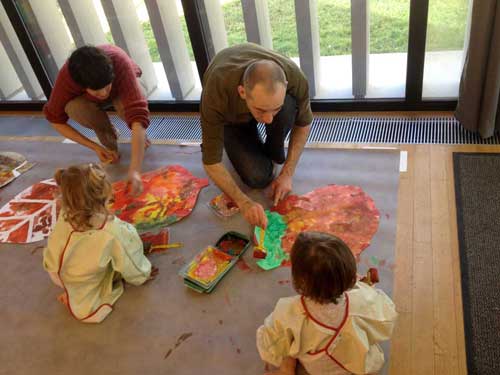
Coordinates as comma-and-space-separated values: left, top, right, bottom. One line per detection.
139, 0, 468, 62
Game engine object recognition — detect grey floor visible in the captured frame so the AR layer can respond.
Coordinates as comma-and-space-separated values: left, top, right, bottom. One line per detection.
0, 140, 400, 375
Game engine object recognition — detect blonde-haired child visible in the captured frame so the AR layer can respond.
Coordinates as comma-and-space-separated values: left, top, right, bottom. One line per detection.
43, 163, 157, 323
257, 231, 397, 375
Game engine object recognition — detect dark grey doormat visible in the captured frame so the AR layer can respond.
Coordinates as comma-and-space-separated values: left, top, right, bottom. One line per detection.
0, 141, 399, 375
453, 153, 500, 375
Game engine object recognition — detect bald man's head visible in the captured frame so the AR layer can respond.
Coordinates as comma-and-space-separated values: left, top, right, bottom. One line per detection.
242, 60, 287, 97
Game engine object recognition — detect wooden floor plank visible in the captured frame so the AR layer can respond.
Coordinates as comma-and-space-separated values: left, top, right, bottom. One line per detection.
412, 145, 434, 375
431, 146, 459, 375
389, 146, 414, 375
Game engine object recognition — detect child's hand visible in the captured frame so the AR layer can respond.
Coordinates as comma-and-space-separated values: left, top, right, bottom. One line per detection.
57, 292, 69, 307
146, 266, 159, 283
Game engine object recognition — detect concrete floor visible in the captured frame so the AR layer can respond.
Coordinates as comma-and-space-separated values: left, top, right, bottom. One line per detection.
0, 140, 399, 374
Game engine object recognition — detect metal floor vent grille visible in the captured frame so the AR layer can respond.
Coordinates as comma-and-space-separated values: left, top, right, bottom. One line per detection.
70, 115, 500, 145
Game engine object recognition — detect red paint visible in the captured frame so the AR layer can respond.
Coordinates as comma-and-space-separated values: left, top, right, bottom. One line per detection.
272, 185, 380, 259
172, 256, 185, 265
224, 292, 232, 306
229, 336, 241, 355
164, 332, 193, 360
194, 258, 218, 279
111, 165, 208, 229
187, 247, 233, 285
140, 228, 169, 253
236, 258, 251, 271
209, 193, 239, 217
218, 238, 246, 256
0, 179, 60, 244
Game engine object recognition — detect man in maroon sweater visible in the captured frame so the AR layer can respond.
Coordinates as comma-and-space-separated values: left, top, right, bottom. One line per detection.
44, 44, 150, 195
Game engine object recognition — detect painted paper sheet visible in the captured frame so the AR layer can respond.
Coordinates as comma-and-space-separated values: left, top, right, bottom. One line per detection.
255, 212, 288, 270
111, 165, 209, 231
0, 179, 59, 243
0, 152, 35, 188
1, 165, 208, 244
140, 228, 170, 254
257, 184, 380, 269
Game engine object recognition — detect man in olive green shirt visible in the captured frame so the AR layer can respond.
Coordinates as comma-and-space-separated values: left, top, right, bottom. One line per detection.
201, 43, 313, 229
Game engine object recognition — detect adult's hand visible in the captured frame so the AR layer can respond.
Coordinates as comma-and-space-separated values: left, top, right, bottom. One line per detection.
240, 200, 268, 229
127, 169, 143, 196
93, 145, 119, 164
271, 173, 292, 206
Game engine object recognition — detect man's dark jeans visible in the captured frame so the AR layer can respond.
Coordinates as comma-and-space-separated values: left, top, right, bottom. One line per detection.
224, 94, 298, 189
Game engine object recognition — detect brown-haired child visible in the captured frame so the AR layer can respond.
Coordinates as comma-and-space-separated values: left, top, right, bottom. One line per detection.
257, 231, 397, 374
43, 164, 157, 323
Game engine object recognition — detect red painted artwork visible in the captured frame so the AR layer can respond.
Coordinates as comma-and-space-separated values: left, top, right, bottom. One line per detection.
111, 165, 209, 231
1, 165, 208, 244
273, 185, 380, 265
0, 179, 60, 243
140, 228, 173, 254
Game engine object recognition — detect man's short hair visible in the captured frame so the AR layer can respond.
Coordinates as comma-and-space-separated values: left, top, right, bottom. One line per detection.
68, 46, 114, 90
291, 231, 357, 304
242, 60, 287, 95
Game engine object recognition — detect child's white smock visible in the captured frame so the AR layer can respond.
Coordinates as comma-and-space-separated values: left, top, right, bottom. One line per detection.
43, 213, 151, 323
257, 282, 397, 374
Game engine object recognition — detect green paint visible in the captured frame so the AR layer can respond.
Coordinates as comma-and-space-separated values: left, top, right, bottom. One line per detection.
370, 255, 379, 266
256, 211, 288, 270
135, 215, 178, 232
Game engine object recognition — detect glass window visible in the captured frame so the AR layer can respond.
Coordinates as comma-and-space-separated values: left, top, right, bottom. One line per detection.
366, 0, 410, 98
0, 3, 46, 101
422, 0, 470, 98
317, 0, 353, 99
13, 0, 200, 101
220, 0, 246, 47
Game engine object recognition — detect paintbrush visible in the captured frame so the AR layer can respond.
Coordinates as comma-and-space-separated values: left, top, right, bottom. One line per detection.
253, 227, 267, 259
149, 242, 183, 253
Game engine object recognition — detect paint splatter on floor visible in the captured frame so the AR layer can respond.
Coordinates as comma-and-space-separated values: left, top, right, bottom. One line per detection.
172, 256, 186, 266
229, 336, 241, 355
362, 254, 395, 272
224, 292, 232, 306
236, 258, 251, 271
164, 332, 193, 360
278, 280, 291, 285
